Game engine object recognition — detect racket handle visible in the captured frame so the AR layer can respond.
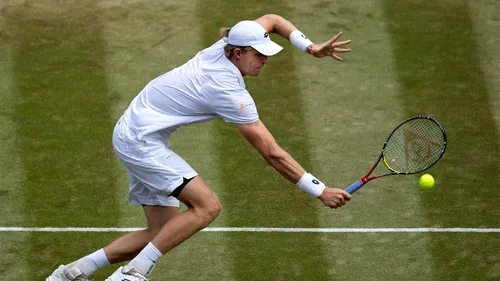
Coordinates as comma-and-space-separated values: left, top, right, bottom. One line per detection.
345, 180, 363, 194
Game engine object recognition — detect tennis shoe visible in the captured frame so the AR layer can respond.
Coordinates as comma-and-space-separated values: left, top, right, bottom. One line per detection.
105, 266, 149, 281
46, 264, 91, 281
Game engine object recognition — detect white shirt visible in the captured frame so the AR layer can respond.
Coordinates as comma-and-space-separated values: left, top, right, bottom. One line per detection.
123, 38, 259, 140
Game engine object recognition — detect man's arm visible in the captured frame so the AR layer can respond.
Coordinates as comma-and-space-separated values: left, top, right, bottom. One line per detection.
254, 14, 297, 40
237, 120, 305, 183
237, 120, 352, 208
254, 14, 352, 61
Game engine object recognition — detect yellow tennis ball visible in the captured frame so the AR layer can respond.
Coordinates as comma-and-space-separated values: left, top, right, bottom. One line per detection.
420, 174, 435, 189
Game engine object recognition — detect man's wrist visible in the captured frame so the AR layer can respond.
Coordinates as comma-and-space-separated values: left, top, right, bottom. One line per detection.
290, 30, 313, 53
296, 172, 326, 197
306, 45, 313, 54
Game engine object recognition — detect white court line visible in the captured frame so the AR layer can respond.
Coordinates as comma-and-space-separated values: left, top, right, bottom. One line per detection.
0, 227, 499, 233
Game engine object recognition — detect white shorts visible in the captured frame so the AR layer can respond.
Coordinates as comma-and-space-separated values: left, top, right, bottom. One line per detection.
112, 117, 198, 207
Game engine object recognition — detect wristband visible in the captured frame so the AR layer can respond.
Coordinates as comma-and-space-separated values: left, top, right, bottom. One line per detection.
296, 173, 326, 197
289, 30, 313, 53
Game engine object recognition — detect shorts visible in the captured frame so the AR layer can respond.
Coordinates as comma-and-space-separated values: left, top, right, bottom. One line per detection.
112, 117, 198, 207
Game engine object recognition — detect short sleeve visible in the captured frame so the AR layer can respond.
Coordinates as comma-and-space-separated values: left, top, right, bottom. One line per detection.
204, 75, 259, 124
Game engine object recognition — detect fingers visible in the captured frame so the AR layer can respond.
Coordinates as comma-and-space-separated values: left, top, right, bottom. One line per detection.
343, 191, 353, 200
333, 39, 352, 47
321, 188, 352, 209
314, 32, 351, 61
331, 48, 351, 61
332, 54, 343, 61
334, 48, 351, 53
330, 38, 351, 61
339, 196, 348, 206
335, 191, 352, 208
331, 201, 346, 209
329, 196, 348, 208
328, 31, 344, 45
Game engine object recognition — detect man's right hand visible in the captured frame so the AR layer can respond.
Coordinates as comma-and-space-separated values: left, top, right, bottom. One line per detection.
318, 187, 352, 209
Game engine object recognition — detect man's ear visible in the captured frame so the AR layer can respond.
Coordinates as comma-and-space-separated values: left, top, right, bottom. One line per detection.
233, 48, 242, 59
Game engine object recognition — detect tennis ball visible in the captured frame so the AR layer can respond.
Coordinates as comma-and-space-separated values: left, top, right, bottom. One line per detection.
420, 174, 435, 189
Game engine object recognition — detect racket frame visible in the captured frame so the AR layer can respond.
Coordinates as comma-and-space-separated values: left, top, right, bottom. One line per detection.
345, 116, 447, 194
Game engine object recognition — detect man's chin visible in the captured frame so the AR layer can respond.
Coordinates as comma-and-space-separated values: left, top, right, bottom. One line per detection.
249, 70, 261, 77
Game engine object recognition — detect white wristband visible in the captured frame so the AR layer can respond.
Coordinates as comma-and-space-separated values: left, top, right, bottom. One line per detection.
290, 30, 313, 53
296, 173, 326, 197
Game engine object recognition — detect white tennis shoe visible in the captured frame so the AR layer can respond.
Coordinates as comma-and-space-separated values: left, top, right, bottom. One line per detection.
105, 266, 148, 281
46, 264, 90, 281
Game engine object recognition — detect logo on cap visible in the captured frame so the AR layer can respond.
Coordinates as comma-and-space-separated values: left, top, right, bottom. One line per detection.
264, 32, 269, 38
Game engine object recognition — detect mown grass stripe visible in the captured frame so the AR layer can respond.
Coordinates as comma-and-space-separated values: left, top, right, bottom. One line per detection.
5, 2, 119, 279
100, 1, 236, 279
286, 2, 438, 280
9, 3, 118, 227
385, 1, 500, 280
197, 2, 328, 280
0, 9, 28, 280
2, 227, 499, 233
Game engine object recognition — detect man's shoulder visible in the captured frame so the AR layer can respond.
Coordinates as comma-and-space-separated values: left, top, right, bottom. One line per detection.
205, 72, 246, 95
210, 71, 240, 83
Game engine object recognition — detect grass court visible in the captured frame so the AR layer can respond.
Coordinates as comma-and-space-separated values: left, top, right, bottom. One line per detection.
0, 0, 499, 280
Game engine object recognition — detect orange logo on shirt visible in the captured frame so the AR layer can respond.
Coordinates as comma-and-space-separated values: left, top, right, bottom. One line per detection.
240, 104, 245, 108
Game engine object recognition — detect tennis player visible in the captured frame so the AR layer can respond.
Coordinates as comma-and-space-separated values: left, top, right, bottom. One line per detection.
47, 14, 352, 281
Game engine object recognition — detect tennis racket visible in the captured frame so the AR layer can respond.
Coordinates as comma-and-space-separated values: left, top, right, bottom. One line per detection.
345, 116, 447, 194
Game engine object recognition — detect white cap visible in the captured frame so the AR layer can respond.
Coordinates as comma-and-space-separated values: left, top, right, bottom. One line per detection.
228, 20, 283, 56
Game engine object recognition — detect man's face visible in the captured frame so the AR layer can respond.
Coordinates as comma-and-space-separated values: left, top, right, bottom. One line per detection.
237, 48, 269, 77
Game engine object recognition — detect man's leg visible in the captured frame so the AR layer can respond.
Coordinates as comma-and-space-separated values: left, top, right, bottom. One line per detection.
117, 176, 221, 277
103, 205, 179, 263
46, 206, 178, 281
152, 176, 221, 252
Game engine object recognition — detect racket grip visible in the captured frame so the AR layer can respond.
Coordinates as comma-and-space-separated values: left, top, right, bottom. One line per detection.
345, 180, 363, 194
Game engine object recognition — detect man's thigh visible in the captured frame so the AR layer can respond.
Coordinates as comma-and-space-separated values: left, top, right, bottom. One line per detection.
143, 205, 179, 231
177, 176, 220, 208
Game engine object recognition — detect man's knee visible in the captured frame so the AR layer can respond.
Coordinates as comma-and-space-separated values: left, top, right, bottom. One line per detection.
177, 176, 222, 225
196, 195, 222, 226
206, 196, 222, 219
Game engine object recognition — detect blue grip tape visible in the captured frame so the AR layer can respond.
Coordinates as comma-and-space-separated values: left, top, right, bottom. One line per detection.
345, 180, 363, 194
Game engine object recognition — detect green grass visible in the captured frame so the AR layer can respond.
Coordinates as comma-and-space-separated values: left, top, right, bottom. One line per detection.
196, 1, 331, 280
0, 0, 499, 280
3, 2, 121, 278
385, 2, 500, 279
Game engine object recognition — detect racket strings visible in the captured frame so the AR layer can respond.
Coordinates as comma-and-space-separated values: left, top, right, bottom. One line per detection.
384, 118, 445, 173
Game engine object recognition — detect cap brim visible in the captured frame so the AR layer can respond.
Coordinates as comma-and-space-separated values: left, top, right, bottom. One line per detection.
251, 41, 283, 56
